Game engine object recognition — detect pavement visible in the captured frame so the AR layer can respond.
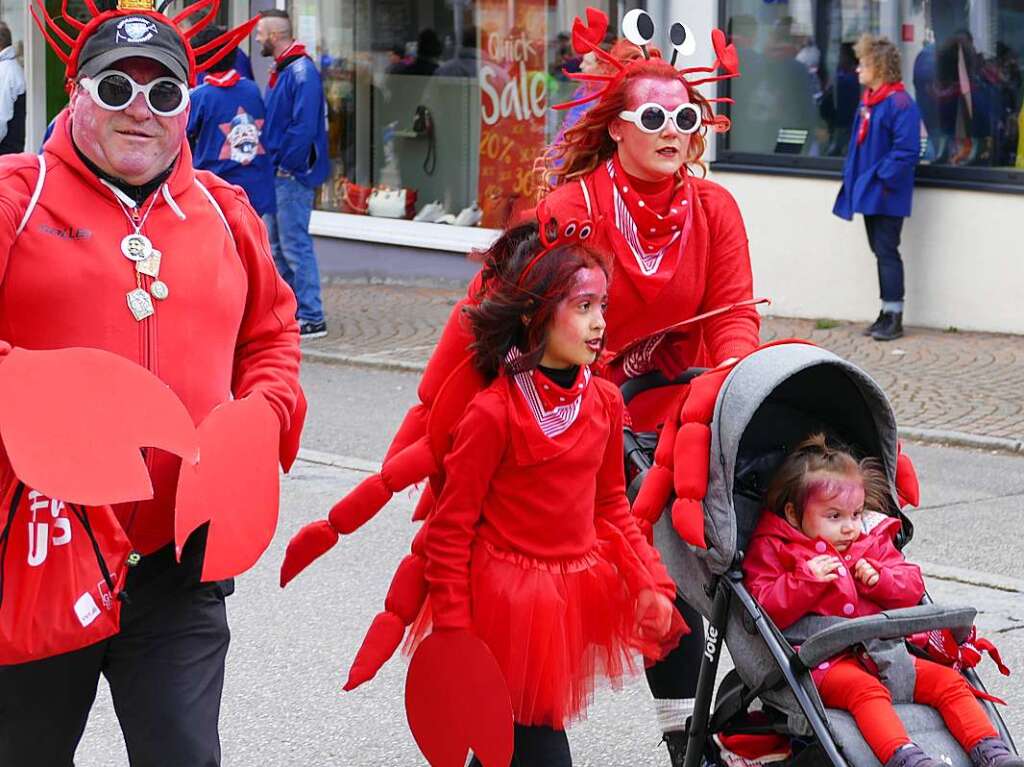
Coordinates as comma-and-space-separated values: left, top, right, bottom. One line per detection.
76, 455, 1023, 765
305, 279, 1024, 451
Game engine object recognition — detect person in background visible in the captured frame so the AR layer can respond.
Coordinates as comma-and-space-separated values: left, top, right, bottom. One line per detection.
196, 46, 254, 84
187, 26, 274, 217
255, 8, 330, 340
0, 21, 25, 155
833, 35, 921, 342
397, 28, 443, 76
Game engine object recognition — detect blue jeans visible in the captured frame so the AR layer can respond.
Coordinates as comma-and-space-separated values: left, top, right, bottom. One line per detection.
264, 176, 324, 323
863, 214, 905, 303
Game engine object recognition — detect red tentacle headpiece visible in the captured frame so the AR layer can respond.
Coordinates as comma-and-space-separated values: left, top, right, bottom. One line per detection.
30, 0, 258, 87
555, 8, 741, 134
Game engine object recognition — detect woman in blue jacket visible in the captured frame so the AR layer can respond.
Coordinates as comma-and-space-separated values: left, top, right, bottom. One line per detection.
834, 35, 921, 341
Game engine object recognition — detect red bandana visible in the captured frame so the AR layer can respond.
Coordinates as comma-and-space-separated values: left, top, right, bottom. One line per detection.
505, 349, 591, 439
205, 69, 240, 88
856, 81, 905, 145
269, 42, 308, 88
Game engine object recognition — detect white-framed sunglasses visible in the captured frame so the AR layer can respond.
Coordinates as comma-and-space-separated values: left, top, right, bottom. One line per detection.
80, 70, 190, 117
618, 102, 702, 135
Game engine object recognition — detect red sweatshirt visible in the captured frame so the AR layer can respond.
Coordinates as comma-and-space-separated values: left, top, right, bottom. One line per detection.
425, 371, 674, 630
0, 111, 302, 554
541, 170, 760, 366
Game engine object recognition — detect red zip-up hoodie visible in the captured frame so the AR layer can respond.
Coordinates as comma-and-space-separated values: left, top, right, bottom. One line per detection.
0, 111, 302, 555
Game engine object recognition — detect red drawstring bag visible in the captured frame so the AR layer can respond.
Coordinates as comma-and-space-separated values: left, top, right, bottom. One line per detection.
0, 468, 133, 665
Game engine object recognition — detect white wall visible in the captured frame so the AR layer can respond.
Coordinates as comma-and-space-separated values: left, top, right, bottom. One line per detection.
711, 171, 1023, 334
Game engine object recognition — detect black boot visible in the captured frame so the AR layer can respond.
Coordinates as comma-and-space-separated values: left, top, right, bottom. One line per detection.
662, 730, 687, 767
863, 311, 885, 336
871, 311, 903, 341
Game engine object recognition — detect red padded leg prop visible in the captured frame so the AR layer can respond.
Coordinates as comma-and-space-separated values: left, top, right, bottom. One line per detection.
344, 611, 407, 691
327, 474, 393, 534
279, 520, 340, 587
632, 464, 674, 525
895, 443, 920, 508
384, 554, 428, 625
673, 423, 711, 498
671, 497, 707, 548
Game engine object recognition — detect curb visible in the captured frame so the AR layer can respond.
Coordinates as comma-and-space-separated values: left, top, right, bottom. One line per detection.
898, 427, 1023, 454
300, 350, 1024, 456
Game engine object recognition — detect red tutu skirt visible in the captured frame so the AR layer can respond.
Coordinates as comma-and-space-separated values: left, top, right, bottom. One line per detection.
410, 523, 681, 729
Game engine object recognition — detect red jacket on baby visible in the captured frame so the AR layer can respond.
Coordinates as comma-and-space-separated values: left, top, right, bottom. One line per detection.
743, 511, 925, 632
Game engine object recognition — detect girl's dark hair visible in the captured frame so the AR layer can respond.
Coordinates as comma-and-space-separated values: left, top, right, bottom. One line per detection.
464, 222, 608, 380
764, 433, 889, 522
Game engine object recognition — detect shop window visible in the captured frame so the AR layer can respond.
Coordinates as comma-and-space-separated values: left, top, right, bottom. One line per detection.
717, 0, 1024, 190
289, 0, 649, 227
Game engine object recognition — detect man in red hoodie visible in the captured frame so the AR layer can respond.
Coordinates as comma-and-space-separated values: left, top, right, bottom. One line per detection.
0, 7, 301, 766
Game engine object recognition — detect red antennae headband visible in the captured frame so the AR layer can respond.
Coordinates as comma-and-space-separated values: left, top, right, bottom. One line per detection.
555, 8, 741, 132
516, 200, 596, 288
30, 0, 258, 87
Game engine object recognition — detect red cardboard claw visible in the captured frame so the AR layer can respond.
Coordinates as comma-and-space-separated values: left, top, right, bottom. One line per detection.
0, 347, 198, 505
405, 631, 513, 767
175, 393, 280, 581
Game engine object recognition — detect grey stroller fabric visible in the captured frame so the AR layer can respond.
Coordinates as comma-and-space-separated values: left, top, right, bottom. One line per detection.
648, 343, 1006, 766
656, 343, 900, 614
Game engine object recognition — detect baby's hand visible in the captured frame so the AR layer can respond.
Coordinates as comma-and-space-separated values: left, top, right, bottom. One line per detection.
853, 559, 880, 587
806, 554, 842, 581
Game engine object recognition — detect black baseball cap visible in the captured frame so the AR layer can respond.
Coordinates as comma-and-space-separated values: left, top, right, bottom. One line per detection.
77, 15, 190, 83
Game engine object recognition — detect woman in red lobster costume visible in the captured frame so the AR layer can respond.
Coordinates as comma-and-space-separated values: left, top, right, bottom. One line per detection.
281, 8, 758, 763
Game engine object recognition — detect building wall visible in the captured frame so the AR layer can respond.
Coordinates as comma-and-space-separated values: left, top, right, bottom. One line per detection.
715, 170, 1022, 334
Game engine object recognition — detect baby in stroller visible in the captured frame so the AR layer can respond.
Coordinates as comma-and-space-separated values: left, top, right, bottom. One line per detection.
743, 433, 1020, 767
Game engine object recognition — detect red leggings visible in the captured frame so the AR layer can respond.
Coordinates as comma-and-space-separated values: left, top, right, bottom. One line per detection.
818, 657, 997, 763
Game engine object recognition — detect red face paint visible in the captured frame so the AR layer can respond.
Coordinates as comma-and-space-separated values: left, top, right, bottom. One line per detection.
71, 57, 188, 186
793, 472, 867, 552
613, 76, 692, 182
540, 267, 608, 369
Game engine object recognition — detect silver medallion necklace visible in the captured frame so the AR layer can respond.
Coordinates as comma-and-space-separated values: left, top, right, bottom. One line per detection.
110, 189, 169, 321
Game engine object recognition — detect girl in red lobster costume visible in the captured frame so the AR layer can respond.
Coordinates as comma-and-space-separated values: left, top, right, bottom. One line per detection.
280, 9, 757, 763
413, 221, 684, 764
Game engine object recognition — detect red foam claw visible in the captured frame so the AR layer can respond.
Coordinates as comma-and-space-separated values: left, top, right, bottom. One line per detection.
571, 7, 608, 55
406, 631, 514, 767
712, 28, 740, 74
175, 393, 280, 581
0, 347, 198, 505
279, 519, 339, 587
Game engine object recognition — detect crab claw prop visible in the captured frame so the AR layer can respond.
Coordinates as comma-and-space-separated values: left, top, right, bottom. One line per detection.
175, 393, 281, 581
571, 7, 608, 55
0, 346, 198, 506
405, 631, 514, 767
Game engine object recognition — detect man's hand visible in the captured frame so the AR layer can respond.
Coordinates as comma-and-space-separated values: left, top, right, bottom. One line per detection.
636, 588, 675, 640
805, 554, 843, 582
853, 558, 880, 587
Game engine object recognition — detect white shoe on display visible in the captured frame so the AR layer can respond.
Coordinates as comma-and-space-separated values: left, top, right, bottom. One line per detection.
435, 214, 457, 225
453, 202, 483, 227
413, 200, 446, 223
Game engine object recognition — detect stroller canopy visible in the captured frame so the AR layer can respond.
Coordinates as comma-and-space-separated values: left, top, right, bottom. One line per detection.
701, 342, 901, 575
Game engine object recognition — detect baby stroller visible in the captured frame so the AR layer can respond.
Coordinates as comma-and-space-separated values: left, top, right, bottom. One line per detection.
623, 342, 1017, 767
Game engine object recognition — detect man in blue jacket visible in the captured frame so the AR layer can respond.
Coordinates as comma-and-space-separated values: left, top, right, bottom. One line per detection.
187, 28, 274, 217
834, 34, 921, 341
256, 9, 329, 339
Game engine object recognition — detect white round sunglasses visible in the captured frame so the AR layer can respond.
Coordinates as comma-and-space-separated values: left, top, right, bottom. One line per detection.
618, 102, 702, 135
80, 70, 190, 117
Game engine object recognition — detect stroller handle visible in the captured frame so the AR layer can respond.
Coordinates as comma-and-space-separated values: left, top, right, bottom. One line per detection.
620, 368, 707, 407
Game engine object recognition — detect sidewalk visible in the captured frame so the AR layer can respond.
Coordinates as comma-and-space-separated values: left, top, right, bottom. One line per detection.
305, 280, 1024, 451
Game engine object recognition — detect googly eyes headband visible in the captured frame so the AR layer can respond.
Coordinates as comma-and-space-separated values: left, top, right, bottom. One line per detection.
516, 202, 595, 288
555, 7, 740, 131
